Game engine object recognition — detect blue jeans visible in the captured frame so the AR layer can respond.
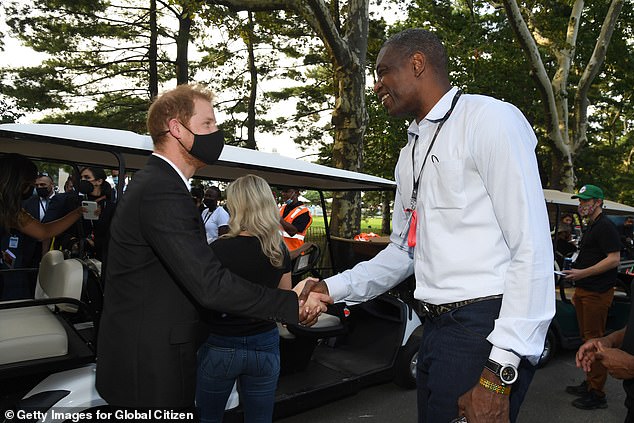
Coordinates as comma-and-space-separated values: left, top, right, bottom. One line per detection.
416, 298, 536, 423
196, 327, 280, 423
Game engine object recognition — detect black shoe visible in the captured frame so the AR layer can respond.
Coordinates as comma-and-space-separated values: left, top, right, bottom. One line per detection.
566, 380, 589, 397
572, 390, 608, 410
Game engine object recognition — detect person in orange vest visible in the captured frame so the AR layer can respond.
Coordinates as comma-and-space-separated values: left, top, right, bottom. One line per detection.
279, 187, 313, 256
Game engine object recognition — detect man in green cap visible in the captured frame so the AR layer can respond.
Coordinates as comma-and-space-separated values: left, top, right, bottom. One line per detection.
564, 184, 622, 410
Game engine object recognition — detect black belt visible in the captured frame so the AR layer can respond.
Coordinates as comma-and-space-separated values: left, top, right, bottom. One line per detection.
418, 294, 503, 318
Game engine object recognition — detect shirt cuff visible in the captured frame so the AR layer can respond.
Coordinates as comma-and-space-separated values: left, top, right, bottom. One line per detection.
324, 275, 350, 303
489, 346, 521, 368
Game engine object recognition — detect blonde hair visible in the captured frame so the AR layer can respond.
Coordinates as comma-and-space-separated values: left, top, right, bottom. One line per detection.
223, 174, 285, 268
147, 84, 215, 146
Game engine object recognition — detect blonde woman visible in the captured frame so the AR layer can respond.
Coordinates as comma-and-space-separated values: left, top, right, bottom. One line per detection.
196, 175, 323, 423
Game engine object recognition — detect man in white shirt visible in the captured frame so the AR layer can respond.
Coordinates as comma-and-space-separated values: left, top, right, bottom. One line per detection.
299, 28, 554, 423
33, 173, 55, 221
201, 185, 229, 243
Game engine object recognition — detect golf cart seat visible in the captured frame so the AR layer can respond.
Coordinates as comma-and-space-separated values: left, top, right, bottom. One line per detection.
0, 250, 83, 365
292, 243, 321, 274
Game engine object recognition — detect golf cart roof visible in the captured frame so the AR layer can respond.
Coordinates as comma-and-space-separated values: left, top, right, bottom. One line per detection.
544, 188, 634, 215
0, 123, 396, 191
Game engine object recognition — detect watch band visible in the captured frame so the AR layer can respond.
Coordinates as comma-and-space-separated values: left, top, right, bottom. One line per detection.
479, 376, 511, 395
485, 358, 502, 374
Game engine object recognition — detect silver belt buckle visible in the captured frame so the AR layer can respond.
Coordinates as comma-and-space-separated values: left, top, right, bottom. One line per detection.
422, 302, 433, 316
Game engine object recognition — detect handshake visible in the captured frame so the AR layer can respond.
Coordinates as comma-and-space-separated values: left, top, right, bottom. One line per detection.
293, 278, 332, 326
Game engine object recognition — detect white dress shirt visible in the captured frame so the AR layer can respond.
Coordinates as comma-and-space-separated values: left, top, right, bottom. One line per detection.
38, 193, 54, 221
201, 206, 230, 244
326, 87, 555, 365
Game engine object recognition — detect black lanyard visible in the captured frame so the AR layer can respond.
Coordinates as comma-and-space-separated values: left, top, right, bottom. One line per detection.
409, 90, 462, 210
202, 206, 216, 225
39, 197, 48, 218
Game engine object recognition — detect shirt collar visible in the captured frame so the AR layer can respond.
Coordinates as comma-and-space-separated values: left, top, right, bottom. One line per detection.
152, 152, 191, 190
425, 87, 460, 123
407, 86, 459, 139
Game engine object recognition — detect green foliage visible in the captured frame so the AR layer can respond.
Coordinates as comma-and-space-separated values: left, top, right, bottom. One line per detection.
1, 0, 197, 126
37, 94, 149, 133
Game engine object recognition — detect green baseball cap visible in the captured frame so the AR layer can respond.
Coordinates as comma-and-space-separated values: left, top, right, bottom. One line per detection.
571, 184, 604, 200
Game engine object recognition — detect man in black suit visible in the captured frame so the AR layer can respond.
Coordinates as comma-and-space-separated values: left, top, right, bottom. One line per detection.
96, 84, 329, 415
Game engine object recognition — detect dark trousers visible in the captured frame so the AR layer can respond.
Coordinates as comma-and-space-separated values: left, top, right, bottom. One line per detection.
416, 298, 535, 423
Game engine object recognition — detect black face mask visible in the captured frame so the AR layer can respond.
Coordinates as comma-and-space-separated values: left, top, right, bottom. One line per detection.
36, 187, 50, 198
77, 180, 95, 195
203, 199, 218, 210
179, 124, 225, 165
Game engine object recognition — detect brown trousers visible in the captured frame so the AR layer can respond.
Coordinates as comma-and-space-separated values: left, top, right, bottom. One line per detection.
573, 286, 615, 395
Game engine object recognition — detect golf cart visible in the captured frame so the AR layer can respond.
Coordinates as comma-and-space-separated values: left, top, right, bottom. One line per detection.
0, 123, 421, 421
538, 189, 634, 366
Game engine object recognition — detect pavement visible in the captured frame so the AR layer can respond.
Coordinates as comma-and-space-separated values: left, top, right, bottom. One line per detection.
276, 350, 627, 423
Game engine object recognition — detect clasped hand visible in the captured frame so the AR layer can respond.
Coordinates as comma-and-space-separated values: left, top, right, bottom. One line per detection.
576, 337, 634, 380
294, 277, 332, 326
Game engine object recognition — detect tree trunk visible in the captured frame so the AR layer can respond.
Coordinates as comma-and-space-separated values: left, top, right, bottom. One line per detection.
148, 0, 159, 100
329, 62, 367, 237
245, 11, 258, 150
502, 0, 575, 190
176, 14, 191, 85
572, 0, 624, 153
381, 191, 392, 235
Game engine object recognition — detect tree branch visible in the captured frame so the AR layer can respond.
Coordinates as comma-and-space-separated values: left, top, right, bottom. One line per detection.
502, 0, 564, 152
573, 0, 624, 151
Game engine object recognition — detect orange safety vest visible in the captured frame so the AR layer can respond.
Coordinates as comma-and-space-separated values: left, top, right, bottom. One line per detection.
280, 204, 313, 251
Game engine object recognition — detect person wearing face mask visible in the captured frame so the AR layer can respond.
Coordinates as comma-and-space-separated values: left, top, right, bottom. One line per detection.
564, 184, 622, 410
15, 173, 57, 292
109, 168, 127, 203
278, 187, 313, 257
0, 154, 84, 299
201, 186, 229, 244
28, 173, 56, 222
44, 167, 116, 262
95, 84, 330, 417
78, 166, 116, 261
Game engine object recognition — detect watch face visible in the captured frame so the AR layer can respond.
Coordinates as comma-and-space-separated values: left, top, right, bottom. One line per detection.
500, 365, 518, 384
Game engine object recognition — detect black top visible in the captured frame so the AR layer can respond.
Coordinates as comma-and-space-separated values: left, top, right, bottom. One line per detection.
621, 306, 634, 408
573, 213, 621, 292
282, 201, 311, 232
205, 236, 291, 336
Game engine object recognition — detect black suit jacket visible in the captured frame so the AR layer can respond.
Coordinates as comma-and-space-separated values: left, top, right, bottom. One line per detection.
96, 155, 299, 408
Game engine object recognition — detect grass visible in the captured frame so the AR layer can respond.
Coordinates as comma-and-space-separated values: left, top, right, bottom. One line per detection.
310, 216, 388, 234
